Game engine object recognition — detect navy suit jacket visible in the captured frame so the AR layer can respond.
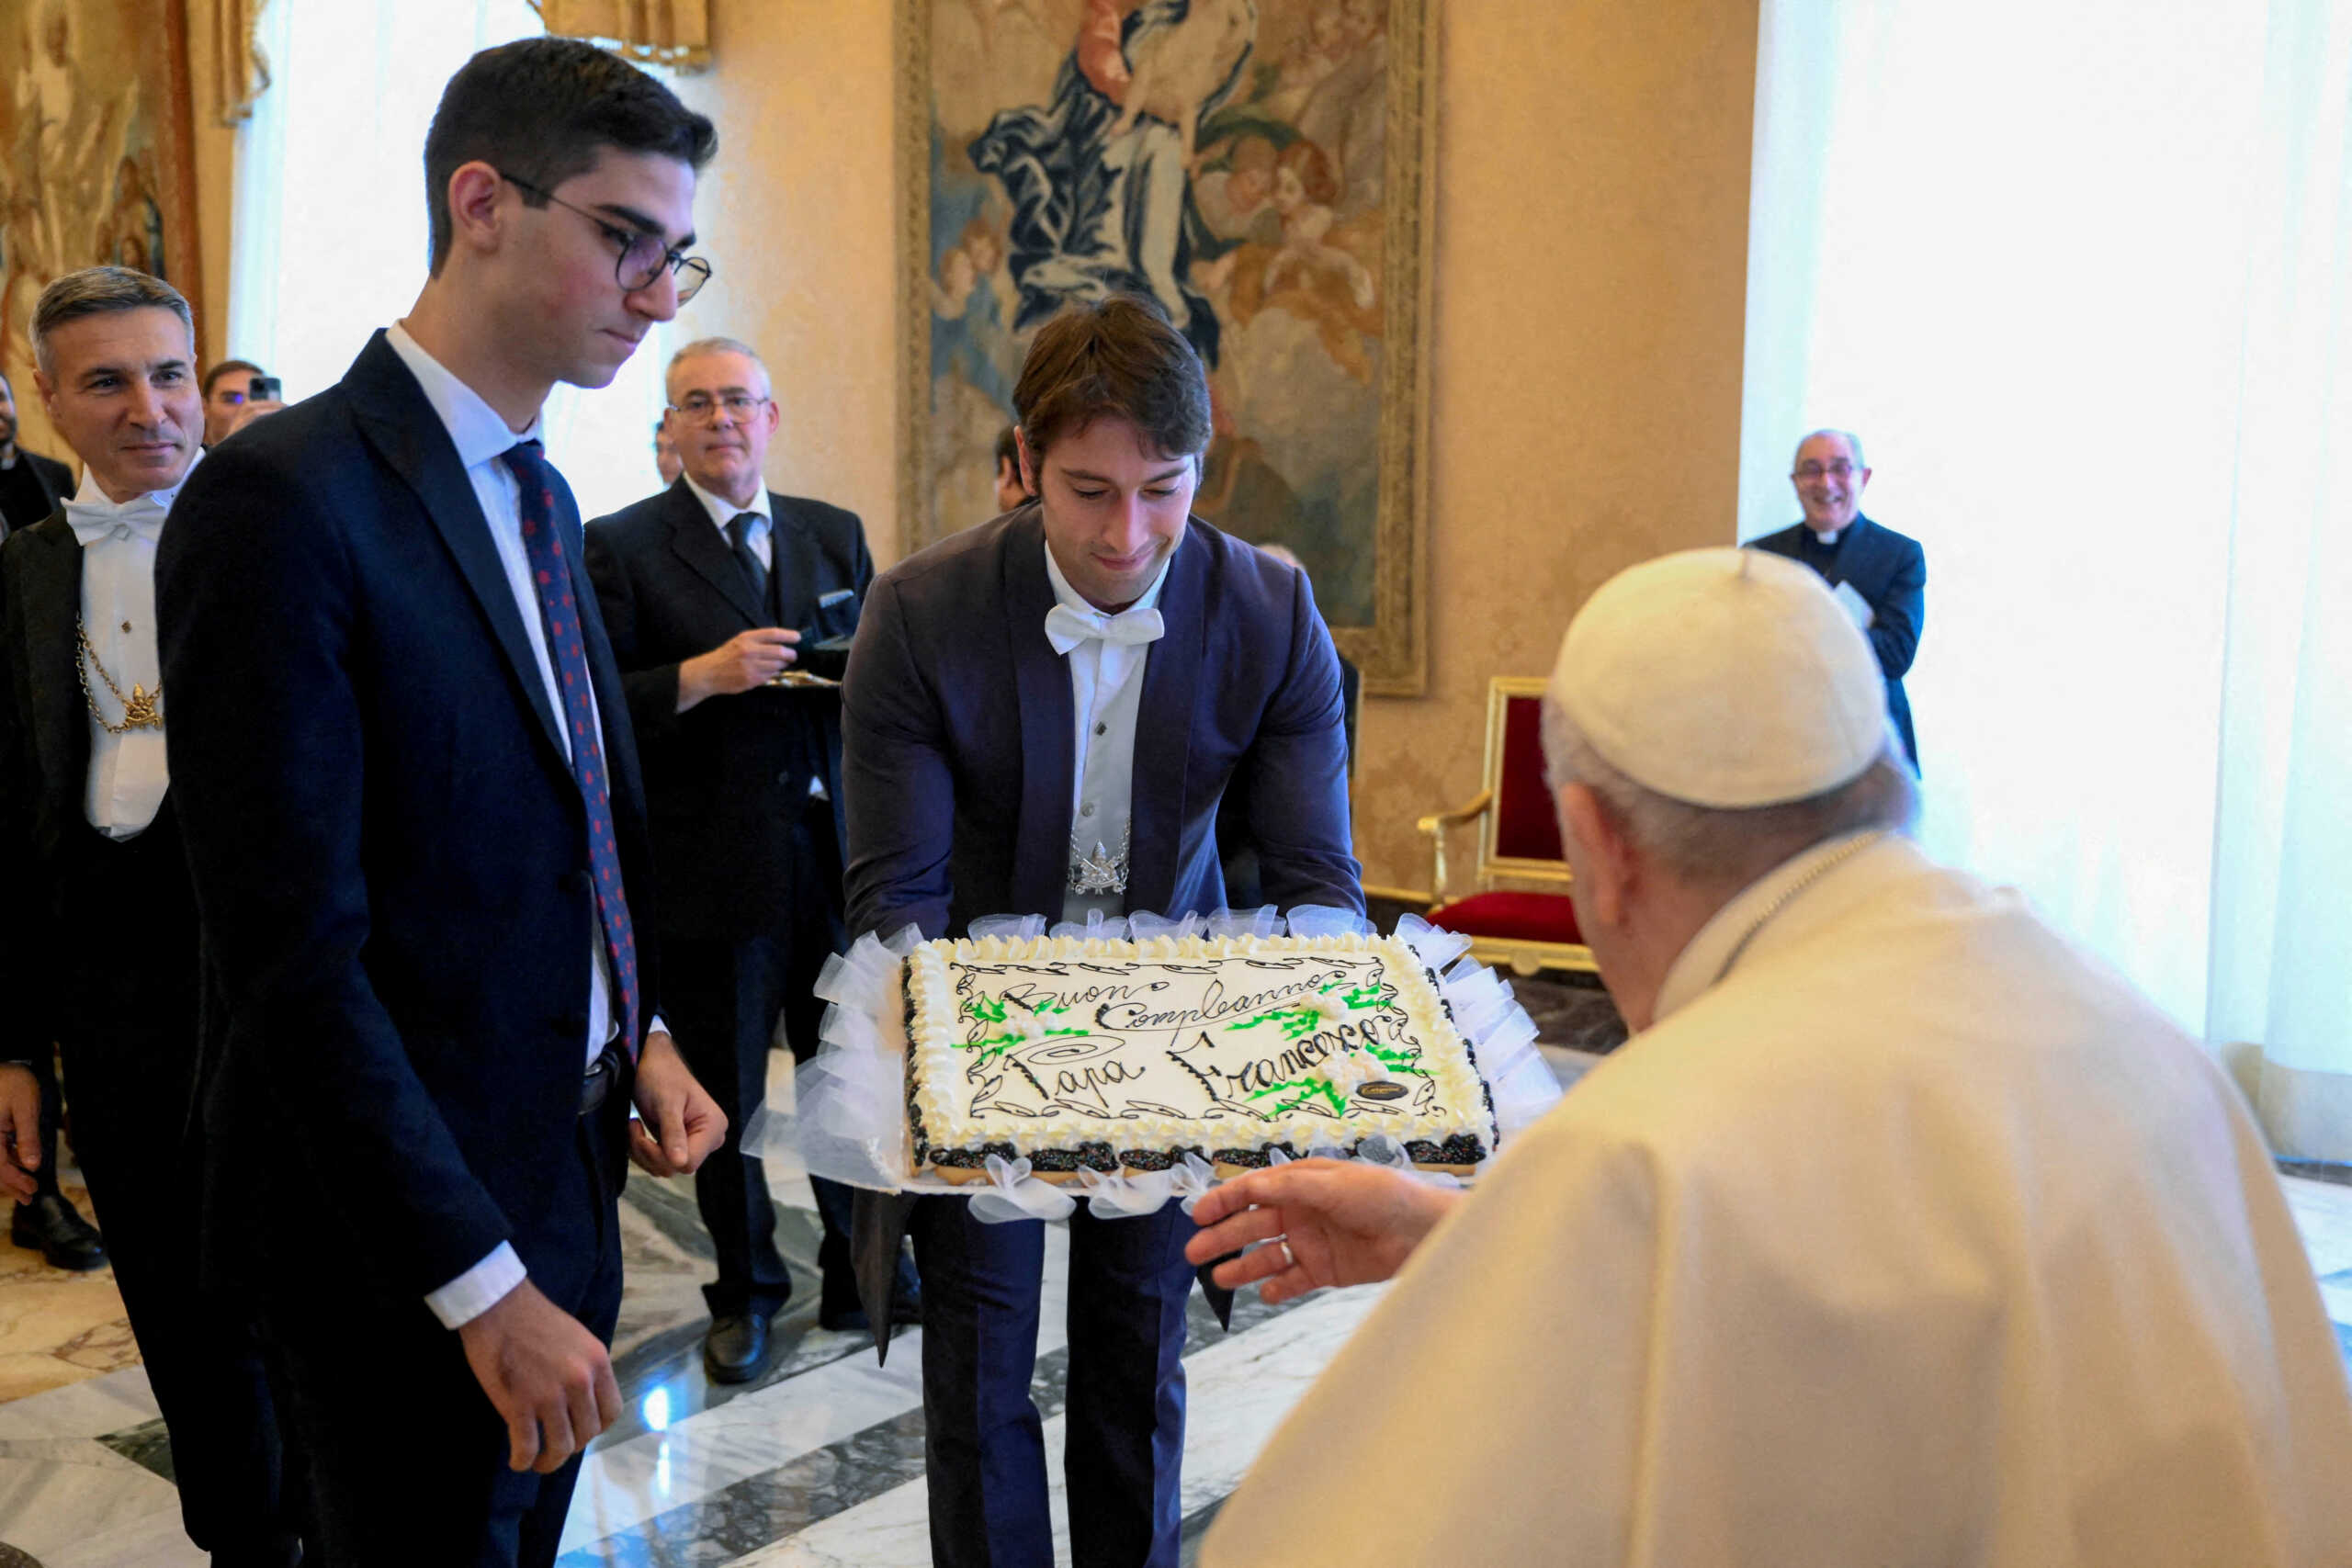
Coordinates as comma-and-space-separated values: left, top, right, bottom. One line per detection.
1748, 513, 1926, 767
157, 331, 660, 1308
586, 479, 871, 942
842, 505, 1363, 942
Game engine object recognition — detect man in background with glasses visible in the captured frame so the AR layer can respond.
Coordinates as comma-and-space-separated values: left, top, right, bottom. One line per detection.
1748, 428, 1927, 769
159, 39, 725, 1562
587, 338, 915, 1384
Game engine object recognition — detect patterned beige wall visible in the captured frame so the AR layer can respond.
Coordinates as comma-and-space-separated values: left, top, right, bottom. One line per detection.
1354, 0, 1758, 894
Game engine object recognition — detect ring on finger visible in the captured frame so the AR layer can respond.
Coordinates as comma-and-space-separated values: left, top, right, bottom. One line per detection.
1277, 1237, 1295, 1270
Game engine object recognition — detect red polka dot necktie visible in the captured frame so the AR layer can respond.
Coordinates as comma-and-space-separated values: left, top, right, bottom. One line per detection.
501, 440, 640, 1060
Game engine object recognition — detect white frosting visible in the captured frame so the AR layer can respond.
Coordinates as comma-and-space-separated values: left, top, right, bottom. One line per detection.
905, 932, 1495, 1165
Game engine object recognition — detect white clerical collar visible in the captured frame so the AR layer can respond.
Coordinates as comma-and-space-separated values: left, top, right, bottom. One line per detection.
384, 321, 544, 467
1041, 536, 1173, 620
684, 475, 771, 534
69, 443, 201, 516
1809, 525, 1844, 547
1651, 829, 1890, 1024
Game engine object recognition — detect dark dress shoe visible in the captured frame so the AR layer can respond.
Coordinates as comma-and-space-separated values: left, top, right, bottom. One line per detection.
704, 1310, 780, 1384
11, 1193, 107, 1271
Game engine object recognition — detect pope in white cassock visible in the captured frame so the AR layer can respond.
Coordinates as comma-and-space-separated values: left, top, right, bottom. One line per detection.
1188, 547, 2352, 1567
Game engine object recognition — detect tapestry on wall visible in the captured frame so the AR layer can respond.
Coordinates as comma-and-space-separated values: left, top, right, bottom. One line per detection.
0, 0, 205, 402
901, 0, 1432, 692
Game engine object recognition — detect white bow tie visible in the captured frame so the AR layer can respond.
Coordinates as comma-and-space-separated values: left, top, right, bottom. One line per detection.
66, 493, 168, 548
1044, 602, 1165, 656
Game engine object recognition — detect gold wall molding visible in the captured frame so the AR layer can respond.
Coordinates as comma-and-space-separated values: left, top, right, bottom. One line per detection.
532, 0, 712, 72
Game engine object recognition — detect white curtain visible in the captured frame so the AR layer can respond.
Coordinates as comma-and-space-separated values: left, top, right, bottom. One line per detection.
226, 0, 671, 519
1742, 0, 2352, 1156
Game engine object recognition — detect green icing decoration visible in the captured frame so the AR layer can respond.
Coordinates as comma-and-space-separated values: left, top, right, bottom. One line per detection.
1249, 1076, 1351, 1116
956, 998, 1080, 1069
1226, 979, 1390, 1041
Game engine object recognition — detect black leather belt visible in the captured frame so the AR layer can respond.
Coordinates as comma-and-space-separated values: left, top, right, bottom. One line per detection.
580, 1040, 625, 1117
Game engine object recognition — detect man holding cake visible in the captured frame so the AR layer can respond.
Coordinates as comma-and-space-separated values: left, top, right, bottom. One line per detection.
1186, 548, 2352, 1566
842, 291, 1361, 1568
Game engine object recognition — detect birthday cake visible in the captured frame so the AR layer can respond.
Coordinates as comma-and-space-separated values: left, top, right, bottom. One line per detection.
899, 931, 1498, 1179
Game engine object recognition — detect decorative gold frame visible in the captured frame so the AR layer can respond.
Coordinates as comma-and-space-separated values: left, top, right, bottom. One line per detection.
1418, 675, 1595, 976
895, 0, 1436, 694
0, 0, 207, 417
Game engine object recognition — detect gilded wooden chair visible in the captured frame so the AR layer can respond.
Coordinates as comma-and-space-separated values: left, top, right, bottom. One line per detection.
1417, 675, 1597, 976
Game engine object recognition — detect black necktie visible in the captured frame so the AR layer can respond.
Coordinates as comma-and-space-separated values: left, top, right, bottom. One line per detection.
728, 513, 769, 607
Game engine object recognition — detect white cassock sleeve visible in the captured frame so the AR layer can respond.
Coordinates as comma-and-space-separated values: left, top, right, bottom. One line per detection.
1203, 1002, 2352, 1567
1202, 1104, 1668, 1568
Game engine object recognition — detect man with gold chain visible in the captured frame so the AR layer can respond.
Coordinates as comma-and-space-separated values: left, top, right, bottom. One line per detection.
0, 267, 303, 1562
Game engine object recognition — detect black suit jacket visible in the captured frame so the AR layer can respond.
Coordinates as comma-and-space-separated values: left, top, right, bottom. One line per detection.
157, 331, 661, 1307
0, 450, 72, 539
584, 479, 872, 942
0, 512, 196, 1060
1748, 513, 1926, 766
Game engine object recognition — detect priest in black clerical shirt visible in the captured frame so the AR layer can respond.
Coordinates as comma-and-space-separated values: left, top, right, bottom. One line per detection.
0, 368, 74, 541
1747, 426, 1927, 769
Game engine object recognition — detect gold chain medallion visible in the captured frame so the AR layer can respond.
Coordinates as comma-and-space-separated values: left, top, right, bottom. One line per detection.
76, 620, 163, 734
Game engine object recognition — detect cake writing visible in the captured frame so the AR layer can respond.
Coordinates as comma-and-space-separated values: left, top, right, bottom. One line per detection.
946, 953, 1443, 1124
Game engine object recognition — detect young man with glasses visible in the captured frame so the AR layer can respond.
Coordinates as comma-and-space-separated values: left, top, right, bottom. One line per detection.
585, 338, 916, 1384
1748, 427, 1927, 769
158, 39, 725, 1562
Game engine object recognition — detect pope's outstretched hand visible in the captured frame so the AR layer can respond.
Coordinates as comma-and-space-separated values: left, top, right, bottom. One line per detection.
1183, 1160, 1463, 1305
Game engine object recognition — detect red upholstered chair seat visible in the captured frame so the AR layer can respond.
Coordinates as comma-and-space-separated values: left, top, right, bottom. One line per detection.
1428, 890, 1583, 945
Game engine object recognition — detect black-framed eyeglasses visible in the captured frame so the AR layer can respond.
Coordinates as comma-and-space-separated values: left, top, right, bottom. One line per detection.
499, 171, 711, 304
1793, 460, 1858, 481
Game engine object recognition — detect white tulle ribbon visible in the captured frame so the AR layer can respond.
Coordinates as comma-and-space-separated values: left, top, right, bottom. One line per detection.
1428, 952, 1564, 1137
1170, 1153, 1217, 1217
967, 1154, 1079, 1224
770, 907, 1571, 1214
1282, 904, 1375, 941
968, 913, 1049, 942
743, 923, 926, 1192
1073, 1164, 1181, 1218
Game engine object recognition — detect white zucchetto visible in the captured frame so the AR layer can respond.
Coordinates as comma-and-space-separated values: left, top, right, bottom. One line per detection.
1549, 547, 1888, 808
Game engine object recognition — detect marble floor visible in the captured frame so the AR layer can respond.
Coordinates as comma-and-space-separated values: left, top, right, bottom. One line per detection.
3, 1040, 2350, 1565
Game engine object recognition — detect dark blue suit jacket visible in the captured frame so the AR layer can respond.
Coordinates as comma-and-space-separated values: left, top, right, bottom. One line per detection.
157, 331, 659, 1307
842, 505, 1363, 941
1748, 513, 1926, 767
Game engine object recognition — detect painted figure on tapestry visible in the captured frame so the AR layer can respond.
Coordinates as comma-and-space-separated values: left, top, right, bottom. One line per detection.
0, 0, 196, 462
927, 0, 1395, 626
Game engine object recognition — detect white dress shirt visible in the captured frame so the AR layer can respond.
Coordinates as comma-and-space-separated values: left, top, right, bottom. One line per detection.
684, 474, 772, 568
66, 454, 198, 840
1042, 542, 1170, 924
385, 323, 629, 1328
